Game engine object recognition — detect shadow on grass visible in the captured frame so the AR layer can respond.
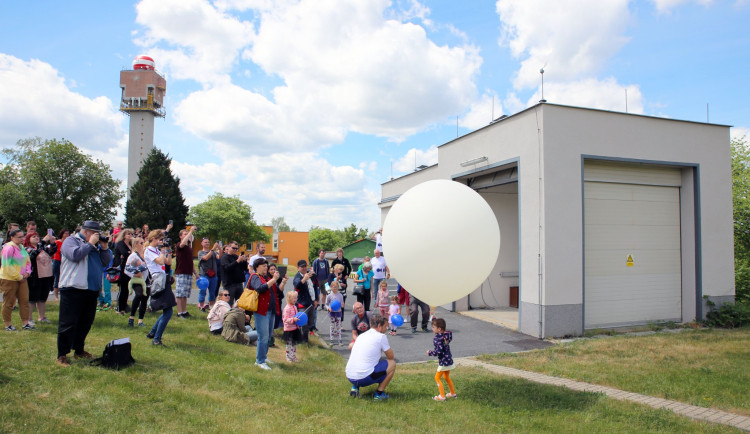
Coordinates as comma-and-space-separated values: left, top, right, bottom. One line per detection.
461, 376, 601, 411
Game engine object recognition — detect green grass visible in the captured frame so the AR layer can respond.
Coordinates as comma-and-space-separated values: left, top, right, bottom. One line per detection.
0, 304, 741, 433
480, 328, 750, 417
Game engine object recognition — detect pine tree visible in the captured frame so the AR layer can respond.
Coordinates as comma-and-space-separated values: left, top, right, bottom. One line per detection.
125, 148, 188, 242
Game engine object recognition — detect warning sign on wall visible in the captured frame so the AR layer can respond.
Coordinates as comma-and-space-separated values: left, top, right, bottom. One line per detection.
626, 254, 634, 267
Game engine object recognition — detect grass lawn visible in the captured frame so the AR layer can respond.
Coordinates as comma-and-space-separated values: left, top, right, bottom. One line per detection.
479, 328, 750, 417
0, 304, 740, 433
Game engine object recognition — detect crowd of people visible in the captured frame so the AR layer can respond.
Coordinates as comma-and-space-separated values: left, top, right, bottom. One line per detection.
0, 221, 457, 401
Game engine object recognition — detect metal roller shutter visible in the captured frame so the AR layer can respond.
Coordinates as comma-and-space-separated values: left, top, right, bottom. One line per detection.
584, 161, 682, 328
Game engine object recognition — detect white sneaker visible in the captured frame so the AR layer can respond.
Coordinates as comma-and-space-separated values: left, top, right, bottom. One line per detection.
254, 362, 271, 371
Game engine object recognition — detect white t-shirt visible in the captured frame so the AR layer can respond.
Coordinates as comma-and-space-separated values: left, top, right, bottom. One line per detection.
374, 233, 384, 254
124, 251, 150, 280
371, 256, 387, 279
144, 246, 165, 275
248, 253, 263, 271
345, 329, 390, 380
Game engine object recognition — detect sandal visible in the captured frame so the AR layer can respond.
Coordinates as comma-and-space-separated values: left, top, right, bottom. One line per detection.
433, 395, 446, 402
445, 393, 457, 399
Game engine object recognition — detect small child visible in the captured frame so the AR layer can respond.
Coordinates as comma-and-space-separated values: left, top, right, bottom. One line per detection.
376, 280, 390, 317
426, 318, 456, 401
282, 291, 303, 362
388, 295, 400, 335
325, 280, 344, 346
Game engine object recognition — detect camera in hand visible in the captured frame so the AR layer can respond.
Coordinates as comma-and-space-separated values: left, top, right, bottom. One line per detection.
99, 235, 110, 243
161, 237, 171, 248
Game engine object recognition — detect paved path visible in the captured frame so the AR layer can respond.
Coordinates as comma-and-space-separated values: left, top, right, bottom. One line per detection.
456, 358, 750, 432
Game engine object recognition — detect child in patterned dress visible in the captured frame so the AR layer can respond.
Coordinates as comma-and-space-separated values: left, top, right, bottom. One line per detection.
426, 318, 456, 401
325, 280, 344, 346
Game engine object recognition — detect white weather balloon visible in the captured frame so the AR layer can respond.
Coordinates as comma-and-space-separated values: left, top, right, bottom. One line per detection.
382, 180, 500, 306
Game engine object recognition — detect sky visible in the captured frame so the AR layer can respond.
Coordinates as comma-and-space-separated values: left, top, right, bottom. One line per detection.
1, 0, 749, 233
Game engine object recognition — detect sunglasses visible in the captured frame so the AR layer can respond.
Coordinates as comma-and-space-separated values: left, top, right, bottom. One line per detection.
231, 247, 238, 250
221, 293, 230, 297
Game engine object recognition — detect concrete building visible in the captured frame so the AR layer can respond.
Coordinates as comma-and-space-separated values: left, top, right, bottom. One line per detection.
120, 55, 166, 198
379, 103, 734, 338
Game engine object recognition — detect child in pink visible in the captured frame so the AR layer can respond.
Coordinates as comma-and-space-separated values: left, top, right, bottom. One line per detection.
376, 280, 389, 317
388, 295, 400, 335
282, 291, 302, 362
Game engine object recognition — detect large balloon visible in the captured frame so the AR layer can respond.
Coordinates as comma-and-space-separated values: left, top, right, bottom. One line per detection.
383, 180, 500, 306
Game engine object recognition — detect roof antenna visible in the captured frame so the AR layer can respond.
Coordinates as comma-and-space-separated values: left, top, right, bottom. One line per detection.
539, 66, 547, 103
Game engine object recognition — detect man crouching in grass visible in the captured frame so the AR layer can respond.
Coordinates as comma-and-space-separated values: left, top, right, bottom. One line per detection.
345, 314, 396, 400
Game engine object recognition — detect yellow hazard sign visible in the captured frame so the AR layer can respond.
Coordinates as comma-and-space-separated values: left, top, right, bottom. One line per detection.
626, 254, 634, 267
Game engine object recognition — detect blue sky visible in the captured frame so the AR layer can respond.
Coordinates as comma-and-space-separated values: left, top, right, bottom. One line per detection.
1, 0, 748, 232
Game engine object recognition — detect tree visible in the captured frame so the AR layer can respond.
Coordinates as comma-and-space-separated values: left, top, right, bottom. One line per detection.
0, 137, 122, 232
341, 223, 369, 245
307, 223, 370, 262
732, 136, 750, 303
125, 148, 188, 241
308, 226, 343, 263
187, 193, 268, 245
270, 216, 292, 232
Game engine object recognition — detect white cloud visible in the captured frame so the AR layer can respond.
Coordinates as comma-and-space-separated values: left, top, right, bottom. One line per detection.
732, 126, 750, 141
170, 152, 380, 230
496, 0, 630, 90
525, 78, 644, 114
393, 145, 438, 174
0, 54, 124, 152
461, 92, 502, 131
133, 0, 255, 84
136, 0, 482, 153
650, 0, 714, 14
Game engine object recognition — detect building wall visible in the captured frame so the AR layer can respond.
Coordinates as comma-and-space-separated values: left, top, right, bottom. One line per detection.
343, 239, 376, 261
540, 104, 733, 334
379, 103, 733, 338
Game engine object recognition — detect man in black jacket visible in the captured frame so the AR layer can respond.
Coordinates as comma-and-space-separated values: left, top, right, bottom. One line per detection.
220, 241, 248, 305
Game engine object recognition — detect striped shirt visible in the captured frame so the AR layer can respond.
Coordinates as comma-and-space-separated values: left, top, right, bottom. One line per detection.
0, 241, 31, 281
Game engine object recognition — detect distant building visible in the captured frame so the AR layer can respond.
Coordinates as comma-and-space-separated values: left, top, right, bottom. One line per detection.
192, 226, 309, 267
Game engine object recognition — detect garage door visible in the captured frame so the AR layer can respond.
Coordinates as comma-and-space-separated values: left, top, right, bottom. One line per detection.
584, 162, 682, 328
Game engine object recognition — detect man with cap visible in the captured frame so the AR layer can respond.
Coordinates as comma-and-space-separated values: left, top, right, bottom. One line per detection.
56, 221, 112, 367
293, 259, 318, 342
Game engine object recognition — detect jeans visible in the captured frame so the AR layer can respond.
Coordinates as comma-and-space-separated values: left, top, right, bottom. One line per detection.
57, 288, 98, 357
254, 310, 275, 364
99, 274, 112, 305
245, 325, 259, 343
52, 259, 61, 289
198, 275, 219, 304
410, 296, 430, 330
149, 306, 173, 342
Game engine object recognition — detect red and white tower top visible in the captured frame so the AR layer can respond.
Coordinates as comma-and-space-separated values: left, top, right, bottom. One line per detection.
132, 55, 156, 70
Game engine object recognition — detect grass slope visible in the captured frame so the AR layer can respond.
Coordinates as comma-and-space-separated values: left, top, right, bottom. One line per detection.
480, 328, 750, 417
0, 304, 739, 433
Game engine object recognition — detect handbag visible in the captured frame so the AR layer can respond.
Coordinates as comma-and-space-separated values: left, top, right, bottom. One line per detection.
206, 268, 216, 278
237, 288, 259, 312
352, 284, 364, 296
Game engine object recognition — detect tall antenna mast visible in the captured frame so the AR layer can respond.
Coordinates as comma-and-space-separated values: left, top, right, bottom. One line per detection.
625, 88, 628, 113
539, 67, 546, 103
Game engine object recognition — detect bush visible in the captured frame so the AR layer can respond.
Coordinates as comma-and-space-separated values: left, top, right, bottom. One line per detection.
735, 257, 750, 304
704, 301, 750, 328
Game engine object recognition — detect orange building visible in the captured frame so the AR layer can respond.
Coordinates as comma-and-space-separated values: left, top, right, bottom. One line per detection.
191, 226, 309, 266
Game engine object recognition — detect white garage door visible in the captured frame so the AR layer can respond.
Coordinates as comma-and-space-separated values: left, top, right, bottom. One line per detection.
584, 162, 682, 328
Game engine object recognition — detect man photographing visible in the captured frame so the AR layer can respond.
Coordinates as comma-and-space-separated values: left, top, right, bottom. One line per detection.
56, 221, 112, 367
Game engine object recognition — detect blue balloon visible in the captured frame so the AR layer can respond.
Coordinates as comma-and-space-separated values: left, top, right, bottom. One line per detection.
295, 312, 308, 327
391, 314, 404, 327
196, 276, 209, 290
330, 300, 341, 312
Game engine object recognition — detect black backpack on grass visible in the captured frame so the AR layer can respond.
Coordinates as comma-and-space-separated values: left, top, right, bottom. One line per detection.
91, 339, 135, 370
